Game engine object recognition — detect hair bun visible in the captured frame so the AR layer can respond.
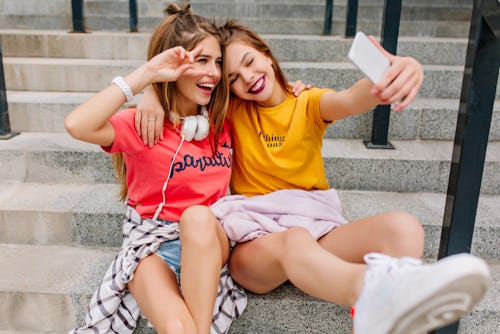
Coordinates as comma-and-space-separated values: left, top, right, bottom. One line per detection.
165, 3, 191, 16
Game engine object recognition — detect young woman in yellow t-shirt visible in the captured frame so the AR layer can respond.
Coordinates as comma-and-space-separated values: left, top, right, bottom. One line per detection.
136, 19, 490, 334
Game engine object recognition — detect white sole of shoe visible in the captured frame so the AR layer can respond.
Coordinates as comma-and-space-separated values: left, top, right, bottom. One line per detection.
388, 265, 490, 334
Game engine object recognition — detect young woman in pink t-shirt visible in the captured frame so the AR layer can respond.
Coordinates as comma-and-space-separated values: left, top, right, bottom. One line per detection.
64, 4, 246, 334
136, 20, 490, 334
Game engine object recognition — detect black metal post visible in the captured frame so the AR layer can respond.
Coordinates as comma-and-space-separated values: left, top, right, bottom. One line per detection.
0, 41, 19, 140
363, 0, 401, 149
345, 0, 359, 37
323, 0, 333, 35
71, 0, 86, 33
434, 2, 499, 333
129, 0, 138, 32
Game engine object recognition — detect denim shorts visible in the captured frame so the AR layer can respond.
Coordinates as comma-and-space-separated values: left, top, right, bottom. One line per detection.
156, 238, 181, 278
155, 220, 182, 279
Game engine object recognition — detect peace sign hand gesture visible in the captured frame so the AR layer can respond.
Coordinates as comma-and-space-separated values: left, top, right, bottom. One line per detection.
145, 45, 210, 84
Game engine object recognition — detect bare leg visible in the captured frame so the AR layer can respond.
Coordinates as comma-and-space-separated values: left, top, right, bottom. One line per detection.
179, 205, 230, 334
318, 211, 425, 263
229, 212, 423, 310
128, 254, 197, 334
229, 227, 366, 306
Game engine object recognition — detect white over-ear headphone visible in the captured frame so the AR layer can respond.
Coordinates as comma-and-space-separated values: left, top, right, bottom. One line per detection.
169, 106, 209, 142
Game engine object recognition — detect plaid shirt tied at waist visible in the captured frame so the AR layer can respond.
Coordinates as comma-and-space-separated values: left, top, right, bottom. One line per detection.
69, 205, 247, 334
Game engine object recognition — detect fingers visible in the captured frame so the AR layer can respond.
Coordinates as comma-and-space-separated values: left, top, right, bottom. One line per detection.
172, 46, 208, 78
146, 117, 156, 147
141, 111, 165, 147
152, 112, 165, 146
140, 113, 150, 145
394, 83, 419, 111
140, 115, 157, 147
187, 45, 203, 60
150, 45, 211, 83
372, 56, 423, 112
169, 45, 202, 63
287, 80, 313, 96
138, 112, 156, 146
135, 110, 142, 136
171, 46, 187, 61
171, 45, 196, 63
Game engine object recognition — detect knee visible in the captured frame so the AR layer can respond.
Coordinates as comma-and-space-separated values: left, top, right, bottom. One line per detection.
385, 211, 425, 257
282, 227, 315, 251
179, 205, 219, 246
156, 317, 196, 334
390, 211, 424, 240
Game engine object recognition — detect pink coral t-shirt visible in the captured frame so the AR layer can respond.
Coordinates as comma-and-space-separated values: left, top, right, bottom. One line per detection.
103, 108, 232, 221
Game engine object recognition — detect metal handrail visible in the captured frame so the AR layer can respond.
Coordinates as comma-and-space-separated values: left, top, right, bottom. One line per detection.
0, 40, 19, 139
323, 0, 359, 37
71, 0, 85, 33
323, 0, 334, 35
129, 0, 138, 32
363, 0, 402, 149
345, 0, 358, 37
71, 0, 138, 33
433, 1, 499, 332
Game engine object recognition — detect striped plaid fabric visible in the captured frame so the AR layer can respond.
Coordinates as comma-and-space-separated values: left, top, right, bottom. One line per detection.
69, 205, 247, 334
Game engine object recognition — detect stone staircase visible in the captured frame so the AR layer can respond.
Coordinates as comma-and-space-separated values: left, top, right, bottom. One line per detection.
0, 0, 474, 37
0, 0, 499, 333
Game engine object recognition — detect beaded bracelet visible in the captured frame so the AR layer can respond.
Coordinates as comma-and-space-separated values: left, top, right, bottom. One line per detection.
111, 76, 134, 103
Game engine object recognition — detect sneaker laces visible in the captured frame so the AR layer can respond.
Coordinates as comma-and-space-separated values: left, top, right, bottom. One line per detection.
364, 253, 422, 273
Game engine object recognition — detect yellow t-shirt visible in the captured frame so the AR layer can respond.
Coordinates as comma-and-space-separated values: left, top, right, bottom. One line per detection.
228, 88, 335, 197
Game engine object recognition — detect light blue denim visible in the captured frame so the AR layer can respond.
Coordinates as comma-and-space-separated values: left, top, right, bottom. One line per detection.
155, 220, 181, 279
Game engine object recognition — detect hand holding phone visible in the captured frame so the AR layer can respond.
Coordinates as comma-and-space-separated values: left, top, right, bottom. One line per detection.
348, 32, 391, 84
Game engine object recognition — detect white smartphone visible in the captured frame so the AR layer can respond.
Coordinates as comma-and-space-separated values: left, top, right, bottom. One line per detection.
348, 31, 391, 83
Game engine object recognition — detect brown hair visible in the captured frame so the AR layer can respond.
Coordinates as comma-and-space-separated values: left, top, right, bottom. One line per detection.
219, 19, 291, 96
113, 2, 229, 201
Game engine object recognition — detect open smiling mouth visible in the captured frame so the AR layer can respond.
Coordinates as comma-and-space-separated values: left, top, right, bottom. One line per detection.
248, 76, 265, 94
198, 83, 216, 94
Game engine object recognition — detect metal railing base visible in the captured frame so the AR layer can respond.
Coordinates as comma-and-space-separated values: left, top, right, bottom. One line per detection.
0, 131, 19, 140
363, 140, 394, 149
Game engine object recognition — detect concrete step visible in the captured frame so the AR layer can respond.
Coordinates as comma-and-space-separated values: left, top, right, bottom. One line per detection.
5, 91, 138, 133
0, 244, 116, 333
81, 0, 471, 22
0, 0, 473, 18
7, 92, 499, 142
0, 331, 49, 334
0, 181, 498, 260
0, 181, 123, 247
0, 133, 498, 195
321, 138, 499, 195
5, 57, 499, 100
0, 15, 471, 38
0, 30, 469, 66
327, 98, 500, 142
0, 243, 497, 333
0, 0, 472, 37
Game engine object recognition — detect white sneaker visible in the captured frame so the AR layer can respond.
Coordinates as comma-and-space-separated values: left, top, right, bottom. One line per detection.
353, 253, 490, 334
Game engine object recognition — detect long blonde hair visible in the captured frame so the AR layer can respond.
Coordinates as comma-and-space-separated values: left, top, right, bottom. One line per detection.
113, 3, 229, 201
